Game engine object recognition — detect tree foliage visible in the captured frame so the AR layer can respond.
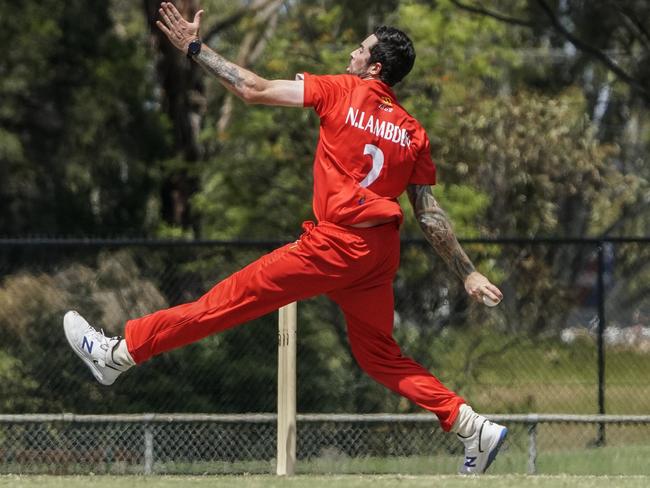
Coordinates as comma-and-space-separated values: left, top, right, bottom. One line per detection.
0, 0, 168, 236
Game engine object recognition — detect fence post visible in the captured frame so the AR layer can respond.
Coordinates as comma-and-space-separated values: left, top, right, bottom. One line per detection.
144, 424, 154, 475
527, 421, 537, 475
277, 303, 297, 475
596, 242, 606, 446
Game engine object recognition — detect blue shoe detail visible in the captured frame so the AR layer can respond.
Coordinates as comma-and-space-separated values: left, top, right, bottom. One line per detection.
464, 456, 477, 468
484, 427, 508, 472
82, 336, 94, 354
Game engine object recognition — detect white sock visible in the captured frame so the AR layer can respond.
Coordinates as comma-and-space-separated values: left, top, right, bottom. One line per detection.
112, 339, 136, 368
452, 404, 483, 437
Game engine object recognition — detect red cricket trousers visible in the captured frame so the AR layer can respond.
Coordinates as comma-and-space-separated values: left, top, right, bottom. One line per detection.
124, 221, 465, 431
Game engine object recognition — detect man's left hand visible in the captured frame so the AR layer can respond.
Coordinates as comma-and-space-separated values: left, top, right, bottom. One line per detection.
156, 2, 204, 53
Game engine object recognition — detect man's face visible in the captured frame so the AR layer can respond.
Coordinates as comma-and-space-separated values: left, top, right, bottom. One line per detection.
346, 34, 379, 77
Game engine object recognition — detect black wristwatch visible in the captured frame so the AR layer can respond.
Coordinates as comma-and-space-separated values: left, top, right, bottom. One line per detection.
187, 39, 202, 59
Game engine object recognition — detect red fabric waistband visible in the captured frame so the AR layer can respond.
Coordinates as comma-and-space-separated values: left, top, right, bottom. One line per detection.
303, 220, 399, 236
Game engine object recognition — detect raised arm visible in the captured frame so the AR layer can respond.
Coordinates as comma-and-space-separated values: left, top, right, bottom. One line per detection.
406, 184, 502, 304
156, 2, 303, 107
195, 48, 304, 106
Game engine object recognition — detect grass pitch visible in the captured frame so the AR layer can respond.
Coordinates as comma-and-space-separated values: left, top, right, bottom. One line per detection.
2, 475, 650, 488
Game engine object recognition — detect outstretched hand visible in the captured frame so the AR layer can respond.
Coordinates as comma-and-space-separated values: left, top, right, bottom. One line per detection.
156, 2, 204, 52
464, 271, 503, 306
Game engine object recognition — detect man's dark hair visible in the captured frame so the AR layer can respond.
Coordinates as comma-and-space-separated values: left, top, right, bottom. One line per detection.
369, 26, 415, 86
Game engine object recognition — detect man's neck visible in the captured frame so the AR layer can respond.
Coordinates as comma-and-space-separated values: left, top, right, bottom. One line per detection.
358, 73, 381, 82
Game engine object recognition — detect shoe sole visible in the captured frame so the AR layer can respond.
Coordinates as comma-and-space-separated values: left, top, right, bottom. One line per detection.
483, 427, 508, 473
63, 312, 113, 386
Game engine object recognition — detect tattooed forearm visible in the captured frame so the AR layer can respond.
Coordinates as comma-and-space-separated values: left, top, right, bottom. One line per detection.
407, 184, 476, 281
195, 46, 256, 99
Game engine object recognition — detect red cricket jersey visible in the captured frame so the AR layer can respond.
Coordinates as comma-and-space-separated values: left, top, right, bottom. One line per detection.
303, 73, 436, 226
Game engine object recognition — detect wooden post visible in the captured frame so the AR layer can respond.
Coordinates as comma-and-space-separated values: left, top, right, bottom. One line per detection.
277, 302, 297, 475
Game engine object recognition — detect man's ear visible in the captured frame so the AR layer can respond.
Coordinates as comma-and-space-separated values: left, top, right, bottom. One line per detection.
368, 62, 382, 77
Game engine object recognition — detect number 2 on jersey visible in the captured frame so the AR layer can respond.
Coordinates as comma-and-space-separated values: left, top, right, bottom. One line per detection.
359, 144, 384, 188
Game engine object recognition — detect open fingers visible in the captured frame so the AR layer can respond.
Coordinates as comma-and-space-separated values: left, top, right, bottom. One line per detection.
160, 2, 186, 26
161, 1, 186, 31
159, 5, 176, 31
164, 2, 184, 22
155, 19, 172, 38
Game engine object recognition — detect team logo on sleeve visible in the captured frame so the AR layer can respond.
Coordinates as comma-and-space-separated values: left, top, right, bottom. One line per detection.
379, 96, 394, 112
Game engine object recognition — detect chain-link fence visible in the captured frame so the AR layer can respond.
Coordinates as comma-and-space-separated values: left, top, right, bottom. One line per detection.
1, 414, 649, 475
0, 237, 648, 474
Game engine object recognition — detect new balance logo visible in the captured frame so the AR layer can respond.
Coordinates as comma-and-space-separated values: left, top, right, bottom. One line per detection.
464, 456, 477, 468
82, 336, 94, 354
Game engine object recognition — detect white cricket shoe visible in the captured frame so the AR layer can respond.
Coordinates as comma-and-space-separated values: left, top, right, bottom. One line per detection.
458, 417, 508, 474
63, 310, 129, 386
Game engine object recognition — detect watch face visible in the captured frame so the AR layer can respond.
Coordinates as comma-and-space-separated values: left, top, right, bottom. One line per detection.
188, 40, 201, 56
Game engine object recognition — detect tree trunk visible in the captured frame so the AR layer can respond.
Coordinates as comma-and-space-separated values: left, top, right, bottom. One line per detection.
143, 0, 206, 232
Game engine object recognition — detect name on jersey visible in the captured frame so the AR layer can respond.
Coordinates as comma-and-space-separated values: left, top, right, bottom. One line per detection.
345, 106, 411, 148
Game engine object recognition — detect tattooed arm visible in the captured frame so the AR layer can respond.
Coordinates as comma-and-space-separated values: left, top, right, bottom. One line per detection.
195, 48, 304, 106
156, 2, 303, 107
406, 184, 503, 304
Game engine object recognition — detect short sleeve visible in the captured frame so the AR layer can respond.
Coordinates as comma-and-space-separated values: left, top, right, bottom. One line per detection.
409, 135, 437, 185
302, 73, 360, 118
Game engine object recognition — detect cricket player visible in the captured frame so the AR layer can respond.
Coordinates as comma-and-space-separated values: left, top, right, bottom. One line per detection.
64, 2, 507, 474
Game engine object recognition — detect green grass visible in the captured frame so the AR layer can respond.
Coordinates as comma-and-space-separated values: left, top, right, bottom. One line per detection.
443, 336, 650, 414
2, 475, 650, 488
298, 444, 650, 476
5, 444, 647, 477
1, 442, 648, 486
